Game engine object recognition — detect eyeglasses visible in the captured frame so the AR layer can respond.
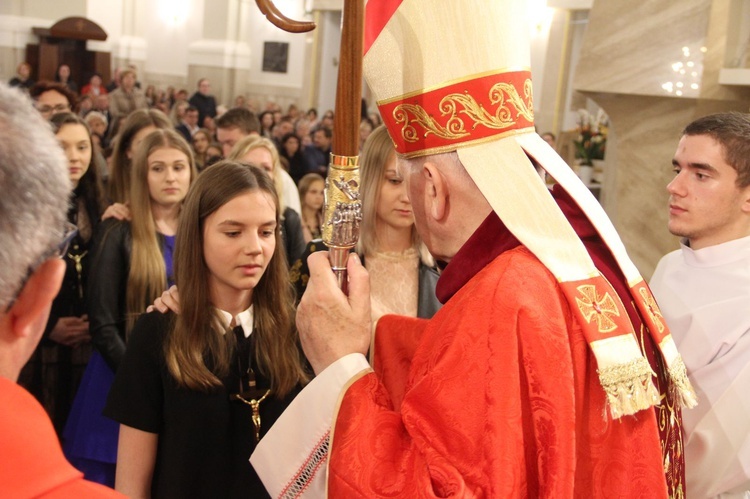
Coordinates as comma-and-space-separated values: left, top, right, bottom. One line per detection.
4, 222, 78, 313
36, 103, 71, 115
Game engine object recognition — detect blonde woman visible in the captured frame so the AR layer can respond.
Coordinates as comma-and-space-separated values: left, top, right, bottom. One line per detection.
63, 129, 197, 486
292, 125, 441, 322
105, 161, 309, 498
228, 136, 306, 265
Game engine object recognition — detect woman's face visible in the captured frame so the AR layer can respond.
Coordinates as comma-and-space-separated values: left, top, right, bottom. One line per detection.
127, 125, 158, 160
203, 190, 277, 305
283, 136, 300, 156
303, 179, 325, 212
36, 90, 71, 120
192, 132, 210, 154
376, 154, 414, 232
241, 147, 275, 179
89, 117, 107, 137
56, 123, 92, 188
359, 121, 373, 144
146, 147, 192, 207
261, 113, 274, 129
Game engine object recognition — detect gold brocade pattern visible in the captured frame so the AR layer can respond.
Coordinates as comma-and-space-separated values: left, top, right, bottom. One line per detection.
575, 284, 620, 333
637, 321, 685, 498
392, 80, 534, 143
639, 287, 666, 334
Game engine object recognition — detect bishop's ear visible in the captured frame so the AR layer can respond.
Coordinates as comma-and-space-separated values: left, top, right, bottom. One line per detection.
422, 161, 448, 221
9, 259, 65, 340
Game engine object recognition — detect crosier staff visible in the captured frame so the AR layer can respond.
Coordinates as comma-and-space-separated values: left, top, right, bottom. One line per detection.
320, 1, 364, 293
255, 0, 364, 293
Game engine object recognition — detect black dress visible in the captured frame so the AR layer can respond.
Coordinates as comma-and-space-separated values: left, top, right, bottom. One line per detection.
104, 312, 301, 499
18, 195, 94, 435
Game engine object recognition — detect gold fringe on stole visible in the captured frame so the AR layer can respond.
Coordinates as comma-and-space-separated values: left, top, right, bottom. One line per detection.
597, 357, 660, 419
667, 356, 698, 409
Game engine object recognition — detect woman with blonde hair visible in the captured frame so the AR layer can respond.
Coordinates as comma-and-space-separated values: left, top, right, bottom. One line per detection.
63, 129, 197, 486
292, 125, 441, 322
108, 108, 173, 204
105, 161, 309, 498
228, 136, 305, 265
168, 98, 189, 127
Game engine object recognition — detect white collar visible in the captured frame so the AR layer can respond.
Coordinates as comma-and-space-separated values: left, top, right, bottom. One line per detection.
680, 235, 750, 268
217, 305, 254, 338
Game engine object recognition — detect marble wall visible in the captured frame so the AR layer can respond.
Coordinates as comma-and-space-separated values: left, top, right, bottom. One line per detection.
575, 0, 750, 278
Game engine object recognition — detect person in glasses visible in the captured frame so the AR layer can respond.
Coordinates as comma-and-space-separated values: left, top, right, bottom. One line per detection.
63, 129, 197, 487
19, 112, 107, 436
30, 81, 76, 120
0, 83, 123, 498
104, 161, 309, 498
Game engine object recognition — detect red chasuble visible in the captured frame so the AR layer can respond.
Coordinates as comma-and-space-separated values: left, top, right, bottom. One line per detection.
327, 186, 680, 498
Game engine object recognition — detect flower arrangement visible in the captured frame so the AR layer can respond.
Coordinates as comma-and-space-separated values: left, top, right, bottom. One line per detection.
574, 108, 608, 166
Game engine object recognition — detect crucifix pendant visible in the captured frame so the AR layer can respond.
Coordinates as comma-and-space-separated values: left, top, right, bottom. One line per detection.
230, 367, 271, 442
67, 248, 88, 300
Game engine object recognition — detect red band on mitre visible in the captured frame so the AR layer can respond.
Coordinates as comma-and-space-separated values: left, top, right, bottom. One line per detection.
376, 70, 535, 157
558, 275, 635, 343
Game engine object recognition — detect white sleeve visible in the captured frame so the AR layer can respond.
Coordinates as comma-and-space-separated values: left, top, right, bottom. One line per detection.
250, 353, 371, 498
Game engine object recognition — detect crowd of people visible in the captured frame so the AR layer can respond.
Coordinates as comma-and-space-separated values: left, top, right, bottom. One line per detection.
5, 61, 414, 498
3, 3, 749, 495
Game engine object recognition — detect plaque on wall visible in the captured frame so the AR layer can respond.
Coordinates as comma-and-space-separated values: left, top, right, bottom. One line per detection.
262, 42, 289, 73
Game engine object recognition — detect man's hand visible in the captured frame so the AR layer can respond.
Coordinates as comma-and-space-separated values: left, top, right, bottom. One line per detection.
147, 285, 181, 314
297, 252, 372, 375
49, 315, 91, 347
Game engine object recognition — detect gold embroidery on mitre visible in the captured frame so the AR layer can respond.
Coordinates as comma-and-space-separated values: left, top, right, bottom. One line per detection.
638, 286, 665, 334
392, 79, 534, 144
575, 284, 620, 333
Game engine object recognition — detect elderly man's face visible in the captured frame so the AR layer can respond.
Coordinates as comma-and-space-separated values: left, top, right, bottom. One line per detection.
199, 79, 211, 95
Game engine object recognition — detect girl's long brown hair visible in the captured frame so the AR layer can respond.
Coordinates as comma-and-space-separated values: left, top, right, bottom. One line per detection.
165, 161, 308, 397
126, 129, 197, 333
108, 108, 173, 203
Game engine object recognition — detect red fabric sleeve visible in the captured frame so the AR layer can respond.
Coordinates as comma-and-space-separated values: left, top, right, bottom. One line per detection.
328, 247, 668, 498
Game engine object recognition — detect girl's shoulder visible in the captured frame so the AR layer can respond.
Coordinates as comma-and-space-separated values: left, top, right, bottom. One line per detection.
128, 311, 173, 351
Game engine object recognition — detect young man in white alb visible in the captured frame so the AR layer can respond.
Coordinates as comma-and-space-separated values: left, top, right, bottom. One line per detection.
651, 112, 750, 498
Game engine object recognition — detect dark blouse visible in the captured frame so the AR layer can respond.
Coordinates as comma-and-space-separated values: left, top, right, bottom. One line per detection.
104, 312, 300, 499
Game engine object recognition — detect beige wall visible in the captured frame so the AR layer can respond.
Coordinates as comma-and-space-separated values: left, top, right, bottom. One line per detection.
575, 0, 750, 278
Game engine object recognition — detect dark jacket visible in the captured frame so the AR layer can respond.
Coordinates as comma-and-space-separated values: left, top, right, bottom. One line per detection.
281, 207, 306, 267
188, 92, 217, 128
87, 219, 167, 372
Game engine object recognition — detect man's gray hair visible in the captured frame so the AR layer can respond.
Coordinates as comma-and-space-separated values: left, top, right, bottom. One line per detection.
0, 83, 71, 309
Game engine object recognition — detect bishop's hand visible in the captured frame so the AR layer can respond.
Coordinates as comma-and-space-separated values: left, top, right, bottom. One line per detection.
297, 251, 371, 375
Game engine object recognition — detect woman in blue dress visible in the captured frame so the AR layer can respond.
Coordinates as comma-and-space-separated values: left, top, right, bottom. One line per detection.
63, 129, 197, 486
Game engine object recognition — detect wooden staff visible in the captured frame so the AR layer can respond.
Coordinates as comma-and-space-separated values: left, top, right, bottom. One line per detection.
321, 0, 364, 293
255, 0, 364, 292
